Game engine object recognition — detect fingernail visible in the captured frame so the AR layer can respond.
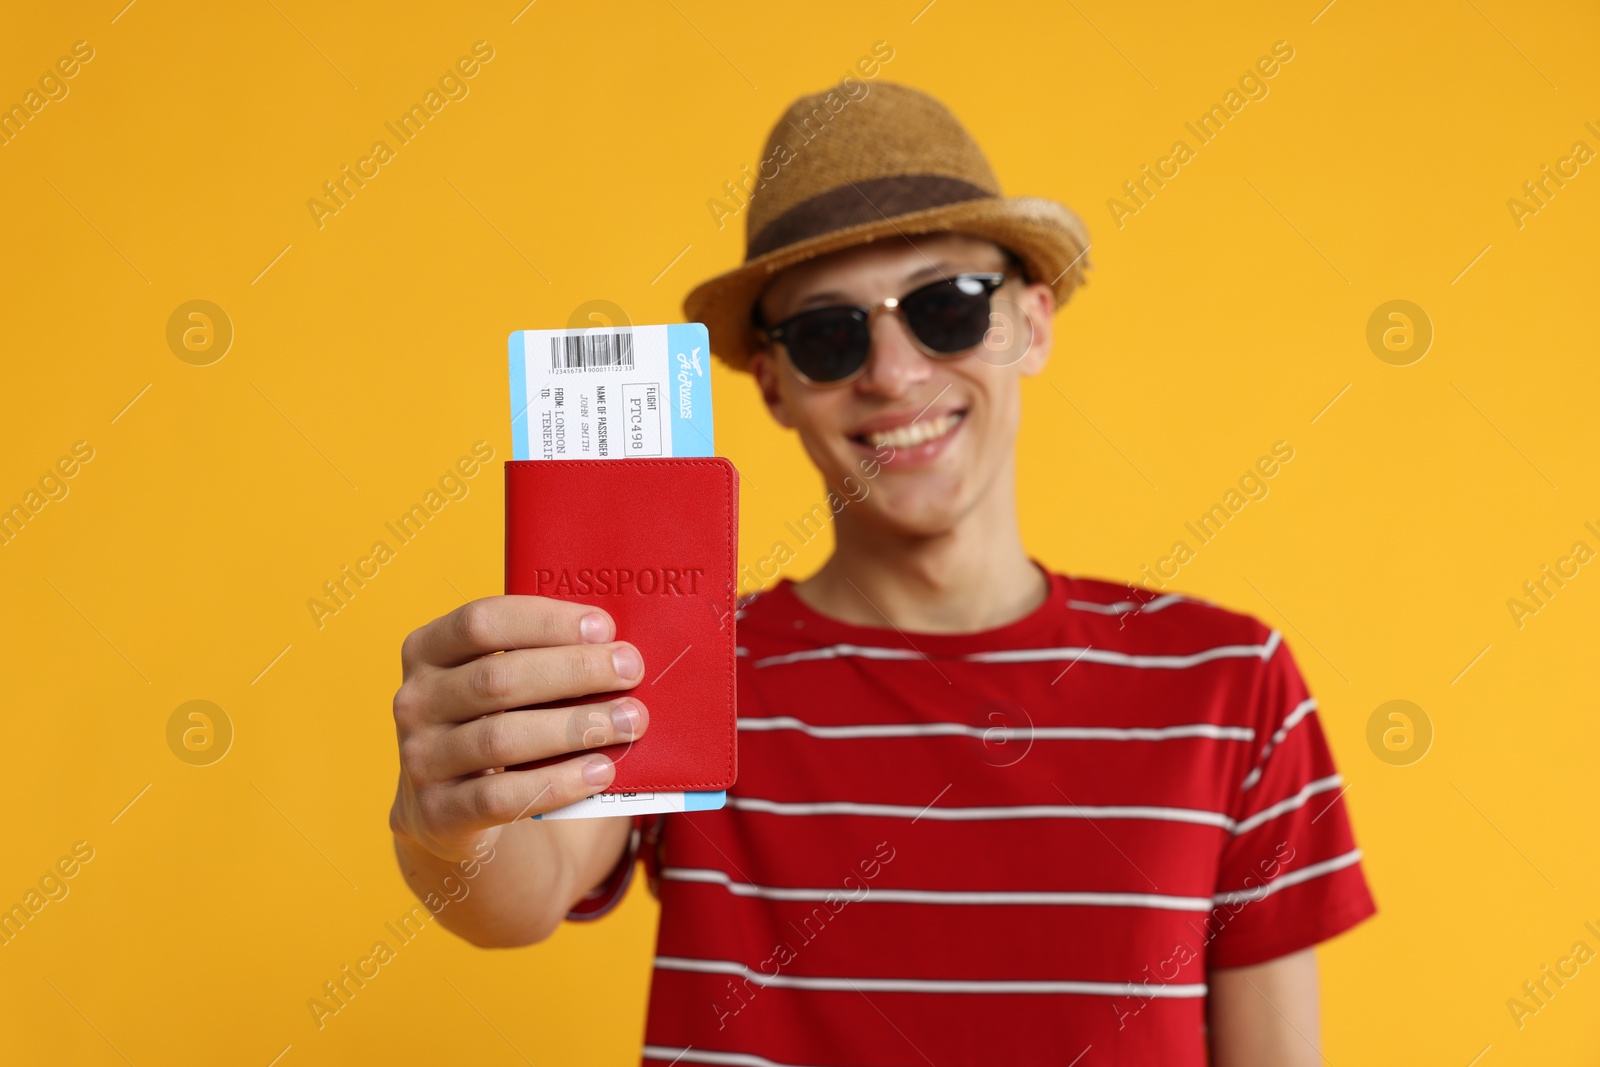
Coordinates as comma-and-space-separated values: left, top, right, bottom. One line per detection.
581, 755, 613, 787
610, 701, 640, 738
612, 645, 642, 682
580, 612, 611, 644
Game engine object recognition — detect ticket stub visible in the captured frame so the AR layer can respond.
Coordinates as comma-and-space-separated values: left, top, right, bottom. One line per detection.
509, 322, 727, 822
510, 323, 714, 461
533, 788, 727, 822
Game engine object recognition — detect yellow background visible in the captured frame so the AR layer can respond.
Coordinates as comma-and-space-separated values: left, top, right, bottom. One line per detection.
2, 0, 1596, 1062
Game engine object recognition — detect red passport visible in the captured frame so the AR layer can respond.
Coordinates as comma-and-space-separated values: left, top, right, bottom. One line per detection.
504, 458, 738, 792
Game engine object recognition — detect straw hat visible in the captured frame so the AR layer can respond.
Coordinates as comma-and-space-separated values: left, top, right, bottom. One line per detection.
682, 82, 1092, 372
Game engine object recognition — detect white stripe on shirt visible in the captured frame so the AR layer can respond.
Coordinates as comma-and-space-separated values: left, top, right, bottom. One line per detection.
642, 1047, 829, 1067
1066, 593, 1190, 615
737, 715, 1255, 743
964, 641, 1273, 667
752, 643, 927, 668
751, 634, 1283, 670
661, 866, 1215, 911
726, 775, 1341, 836
1213, 848, 1364, 906
662, 852, 1362, 917
653, 956, 1208, 997
1231, 774, 1344, 836
1239, 697, 1318, 791
726, 795, 1236, 829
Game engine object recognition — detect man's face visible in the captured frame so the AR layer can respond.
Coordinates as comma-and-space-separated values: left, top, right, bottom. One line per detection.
750, 233, 1057, 538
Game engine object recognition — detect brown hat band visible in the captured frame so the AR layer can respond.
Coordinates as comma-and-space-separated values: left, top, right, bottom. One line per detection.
745, 174, 995, 260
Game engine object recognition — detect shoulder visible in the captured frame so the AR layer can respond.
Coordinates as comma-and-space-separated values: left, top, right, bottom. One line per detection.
1058, 572, 1304, 731
1055, 571, 1276, 650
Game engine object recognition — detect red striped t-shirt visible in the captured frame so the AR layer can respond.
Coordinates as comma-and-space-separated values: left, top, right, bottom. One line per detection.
570, 565, 1377, 1066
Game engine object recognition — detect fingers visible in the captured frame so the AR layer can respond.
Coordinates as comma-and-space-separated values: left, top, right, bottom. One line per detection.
428, 699, 649, 780
403, 595, 616, 672
392, 595, 651, 845
420, 755, 620, 832
409, 641, 645, 725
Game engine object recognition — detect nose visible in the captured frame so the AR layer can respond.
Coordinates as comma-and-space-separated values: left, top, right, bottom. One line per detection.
857, 306, 932, 398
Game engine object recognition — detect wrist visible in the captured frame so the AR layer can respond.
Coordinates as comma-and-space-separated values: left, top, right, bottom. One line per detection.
389, 792, 482, 866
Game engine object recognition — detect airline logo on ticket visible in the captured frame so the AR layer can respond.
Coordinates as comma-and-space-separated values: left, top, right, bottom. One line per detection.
509, 323, 714, 461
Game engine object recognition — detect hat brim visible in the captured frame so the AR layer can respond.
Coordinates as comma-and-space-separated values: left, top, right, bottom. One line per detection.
682, 195, 1092, 373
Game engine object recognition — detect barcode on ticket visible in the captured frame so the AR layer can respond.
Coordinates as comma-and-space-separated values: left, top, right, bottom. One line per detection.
550, 332, 635, 371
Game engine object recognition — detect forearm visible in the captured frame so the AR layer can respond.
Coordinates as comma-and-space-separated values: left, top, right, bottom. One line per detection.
386, 595, 646, 948
391, 815, 629, 948
1207, 948, 1322, 1067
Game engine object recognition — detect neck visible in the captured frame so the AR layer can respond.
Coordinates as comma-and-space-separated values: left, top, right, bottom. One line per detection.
792, 457, 1047, 633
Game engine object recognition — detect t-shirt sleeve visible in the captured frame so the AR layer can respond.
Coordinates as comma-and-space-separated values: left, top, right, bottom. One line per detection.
563, 813, 664, 922
1207, 629, 1378, 969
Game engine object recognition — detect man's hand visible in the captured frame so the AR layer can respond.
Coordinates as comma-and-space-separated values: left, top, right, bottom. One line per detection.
389, 595, 650, 863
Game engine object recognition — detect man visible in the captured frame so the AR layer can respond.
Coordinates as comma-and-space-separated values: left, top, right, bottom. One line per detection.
389, 83, 1376, 1065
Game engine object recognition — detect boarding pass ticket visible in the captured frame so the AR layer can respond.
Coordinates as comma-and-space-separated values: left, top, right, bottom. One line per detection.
509, 323, 727, 822
510, 323, 714, 461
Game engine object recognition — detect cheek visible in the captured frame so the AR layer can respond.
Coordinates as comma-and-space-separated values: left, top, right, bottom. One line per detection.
786, 393, 855, 469
960, 368, 1022, 449
791, 427, 833, 475
997, 382, 1025, 438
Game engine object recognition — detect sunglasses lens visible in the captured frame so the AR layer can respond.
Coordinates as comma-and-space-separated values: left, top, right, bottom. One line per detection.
783, 309, 871, 383
902, 276, 995, 354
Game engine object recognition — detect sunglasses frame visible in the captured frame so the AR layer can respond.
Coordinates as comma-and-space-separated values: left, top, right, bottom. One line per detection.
755, 264, 1028, 388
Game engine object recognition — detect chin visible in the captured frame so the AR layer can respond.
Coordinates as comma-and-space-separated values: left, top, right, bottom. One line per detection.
853, 476, 974, 538
799, 401, 1012, 537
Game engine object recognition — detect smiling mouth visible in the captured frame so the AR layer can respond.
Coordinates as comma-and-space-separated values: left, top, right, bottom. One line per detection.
853, 410, 967, 450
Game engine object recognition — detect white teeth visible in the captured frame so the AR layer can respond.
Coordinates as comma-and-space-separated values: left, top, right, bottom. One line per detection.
865, 411, 964, 450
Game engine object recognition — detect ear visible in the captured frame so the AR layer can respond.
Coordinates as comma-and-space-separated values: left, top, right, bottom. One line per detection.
1014, 281, 1056, 378
749, 350, 796, 428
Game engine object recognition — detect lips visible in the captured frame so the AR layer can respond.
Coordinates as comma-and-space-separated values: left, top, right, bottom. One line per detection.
851, 404, 960, 447
864, 409, 960, 451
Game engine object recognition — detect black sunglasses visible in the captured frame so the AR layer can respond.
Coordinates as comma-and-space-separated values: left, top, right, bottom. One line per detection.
755, 266, 1024, 386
